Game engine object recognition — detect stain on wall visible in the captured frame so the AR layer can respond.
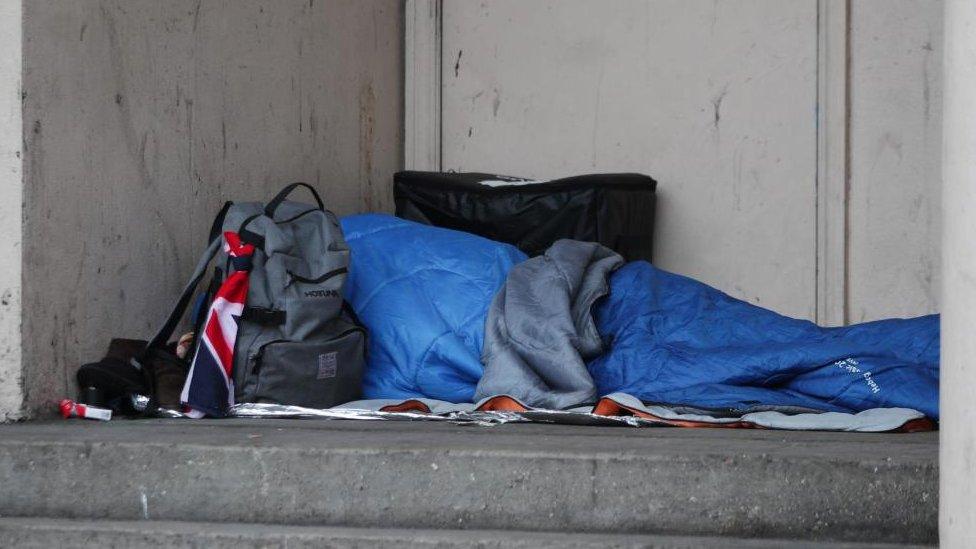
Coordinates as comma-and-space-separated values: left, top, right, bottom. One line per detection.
21, 0, 403, 415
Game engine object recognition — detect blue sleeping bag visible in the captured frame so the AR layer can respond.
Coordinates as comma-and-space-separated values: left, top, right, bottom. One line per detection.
341, 214, 940, 418
340, 214, 525, 402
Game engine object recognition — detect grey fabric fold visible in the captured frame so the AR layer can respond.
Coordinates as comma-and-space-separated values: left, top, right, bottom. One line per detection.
475, 239, 624, 409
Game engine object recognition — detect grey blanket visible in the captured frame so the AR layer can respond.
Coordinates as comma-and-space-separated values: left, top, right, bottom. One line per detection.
474, 240, 624, 409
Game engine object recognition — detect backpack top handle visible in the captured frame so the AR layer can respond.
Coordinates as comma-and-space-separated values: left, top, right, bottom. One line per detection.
265, 182, 325, 218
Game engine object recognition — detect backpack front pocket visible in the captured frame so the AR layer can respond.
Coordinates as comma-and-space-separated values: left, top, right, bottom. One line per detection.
281, 266, 346, 340
248, 327, 365, 408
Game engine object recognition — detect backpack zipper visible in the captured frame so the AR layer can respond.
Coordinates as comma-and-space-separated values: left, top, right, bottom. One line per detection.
250, 339, 288, 376
286, 267, 348, 285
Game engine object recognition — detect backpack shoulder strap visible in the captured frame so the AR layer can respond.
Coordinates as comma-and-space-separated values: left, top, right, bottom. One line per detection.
145, 236, 222, 352
147, 201, 233, 351
135, 236, 222, 416
208, 201, 233, 243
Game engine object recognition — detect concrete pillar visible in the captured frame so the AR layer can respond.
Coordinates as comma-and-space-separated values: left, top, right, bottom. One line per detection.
941, 0, 976, 545
0, 0, 23, 421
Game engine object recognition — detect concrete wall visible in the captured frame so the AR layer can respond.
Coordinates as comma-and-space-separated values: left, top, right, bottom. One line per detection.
20, 0, 403, 416
437, 0, 943, 323
0, 0, 23, 422
848, 0, 943, 322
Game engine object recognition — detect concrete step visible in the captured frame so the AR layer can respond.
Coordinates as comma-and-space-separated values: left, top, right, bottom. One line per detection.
0, 419, 937, 544
0, 518, 934, 549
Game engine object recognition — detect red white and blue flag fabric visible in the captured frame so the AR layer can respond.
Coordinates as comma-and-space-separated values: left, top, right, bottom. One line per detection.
180, 231, 254, 418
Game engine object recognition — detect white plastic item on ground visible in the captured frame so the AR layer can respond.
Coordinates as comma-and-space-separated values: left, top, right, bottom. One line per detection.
58, 399, 112, 421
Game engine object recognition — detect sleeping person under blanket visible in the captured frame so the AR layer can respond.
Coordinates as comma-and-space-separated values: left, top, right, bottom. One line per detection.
339, 214, 939, 420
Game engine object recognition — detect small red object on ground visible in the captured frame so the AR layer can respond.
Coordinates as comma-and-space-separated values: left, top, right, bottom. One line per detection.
59, 399, 112, 421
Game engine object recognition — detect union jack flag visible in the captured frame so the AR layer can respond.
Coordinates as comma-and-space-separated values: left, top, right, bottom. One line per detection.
180, 231, 254, 418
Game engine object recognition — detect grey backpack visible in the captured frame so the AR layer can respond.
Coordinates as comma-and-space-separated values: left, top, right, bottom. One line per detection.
142, 183, 365, 414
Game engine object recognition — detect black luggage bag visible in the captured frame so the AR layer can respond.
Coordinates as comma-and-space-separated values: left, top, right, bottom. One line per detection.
394, 171, 657, 261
